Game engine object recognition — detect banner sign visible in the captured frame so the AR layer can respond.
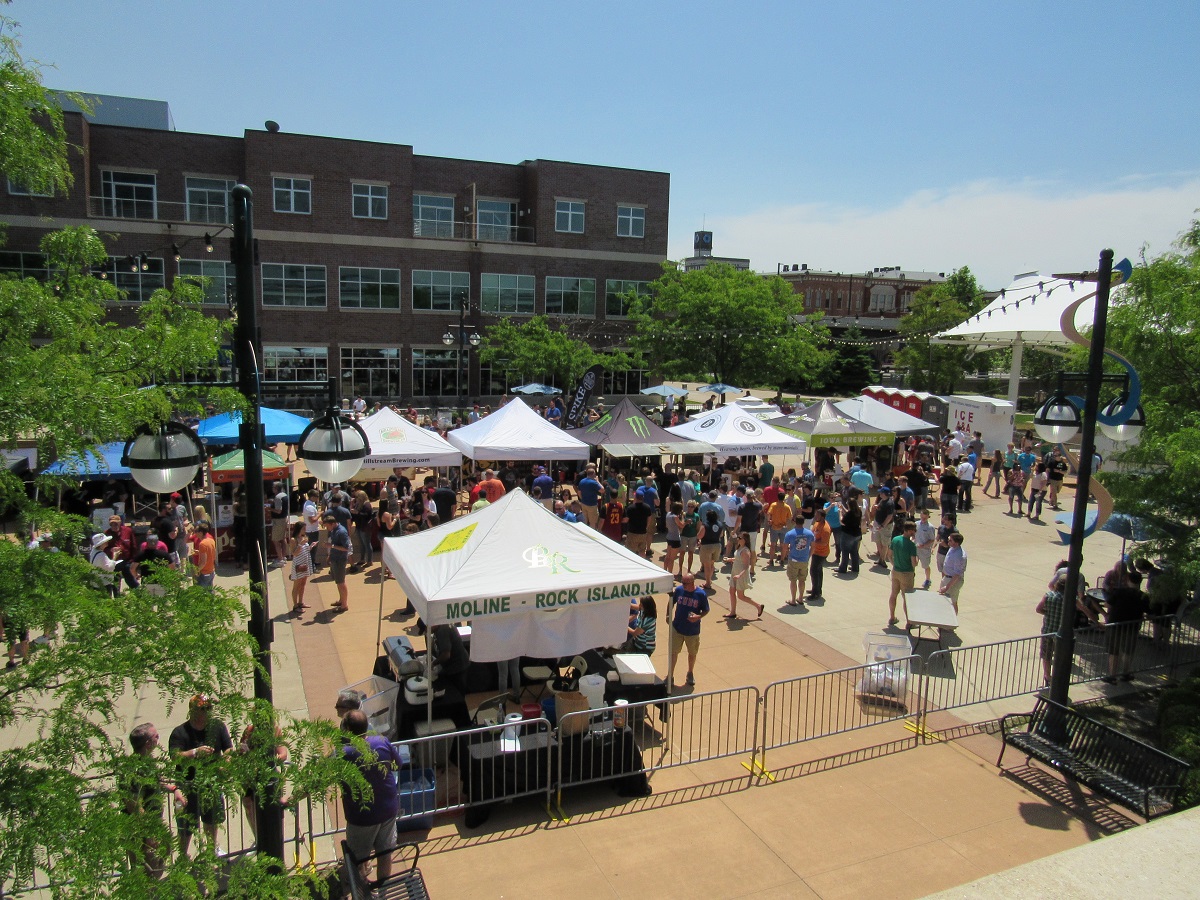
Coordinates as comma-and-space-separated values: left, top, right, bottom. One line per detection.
563, 364, 604, 429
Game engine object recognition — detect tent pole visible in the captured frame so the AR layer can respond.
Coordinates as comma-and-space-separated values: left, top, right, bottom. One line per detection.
1008, 335, 1024, 408
425, 629, 434, 731
375, 559, 386, 656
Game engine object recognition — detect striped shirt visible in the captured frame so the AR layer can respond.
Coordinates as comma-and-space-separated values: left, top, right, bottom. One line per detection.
631, 612, 657, 654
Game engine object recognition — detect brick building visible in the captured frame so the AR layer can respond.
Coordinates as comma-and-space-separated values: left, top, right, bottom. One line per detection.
0, 94, 669, 409
774, 264, 946, 332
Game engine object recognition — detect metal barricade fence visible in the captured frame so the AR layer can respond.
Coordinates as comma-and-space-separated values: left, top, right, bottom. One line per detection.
386, 717, 555, 824
759, 657, 919, 770
555, 686, 760, 798
921, 634, 1046, 717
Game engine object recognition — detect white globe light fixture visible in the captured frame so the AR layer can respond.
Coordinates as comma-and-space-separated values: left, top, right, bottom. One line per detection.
121, 421, 206, 494
1098, 394, 1145, 443
296, 411, 370, 483
1033, 394, 1082, 444
442, 331, 455, 346
468, 332, 482, 347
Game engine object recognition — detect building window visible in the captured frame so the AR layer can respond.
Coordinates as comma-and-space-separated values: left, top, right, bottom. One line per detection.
273, 177, 311, 214
603, 367, 649, 395
545, 276, 595, 316
868, 286, 896, 313
0, 251, 50, 280
6, 179, 51, 197
177, 259, 236, 305
476, 199, 516, 241
481, 273, 535, 314
616, 205, 645, 238
352, 183, 388, 219
604, 279, 650, 318
479, 358, 515, 396
413, 194, 455, 238
555, 200, 585, 234
412, 269, 469, 312
341, 347, 401, 399
262, 263, 326, 307
185, 177, 233, 224
412, 348, 461, 397
101, 170, 157, 219
108, 255, 165, 302
339, 267, 401, 309
264, 346, 328, 383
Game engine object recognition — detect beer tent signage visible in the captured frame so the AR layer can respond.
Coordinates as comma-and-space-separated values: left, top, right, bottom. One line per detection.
380, 488, 674, 661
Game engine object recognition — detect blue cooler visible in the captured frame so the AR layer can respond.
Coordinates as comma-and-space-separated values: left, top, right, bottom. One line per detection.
396, 766, 436, 832
541, 697, 557, 726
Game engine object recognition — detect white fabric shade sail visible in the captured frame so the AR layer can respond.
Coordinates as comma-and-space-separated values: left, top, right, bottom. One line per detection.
380, 489, 674, 662
667, 404, 808, 455
446, 397, 590, 461
934, 272, 1097, 349
355, 407, 463, 475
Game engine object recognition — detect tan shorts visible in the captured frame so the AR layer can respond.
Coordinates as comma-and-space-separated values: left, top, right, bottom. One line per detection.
670, 626, 700, 657
891, 570, 915, 592
786, 560, 810, 584
699, 543, 721, 564
626, 531, 651, 557
270, 518, 288, 541
581, 504, 600, 527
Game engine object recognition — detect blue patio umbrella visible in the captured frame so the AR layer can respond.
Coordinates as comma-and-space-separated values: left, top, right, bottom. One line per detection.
697, 382, 743, 396
510, 383, 562, 395
196, 406, 312, 446
640, 385, 690, 398
43, 442, 131, 480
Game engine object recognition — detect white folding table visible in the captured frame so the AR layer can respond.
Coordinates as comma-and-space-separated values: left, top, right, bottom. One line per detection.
903, 590, 959, 649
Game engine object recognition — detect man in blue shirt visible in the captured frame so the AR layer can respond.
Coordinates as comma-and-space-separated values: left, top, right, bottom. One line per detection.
532, 465, 555, 510
697, 490, 723, 540
323, 514, 351, 612
576, 464, 603, 529
1016, 448, 1037, 475
783, 516, 816, 606
669, 573, 710, 688
849, 460, 874, 496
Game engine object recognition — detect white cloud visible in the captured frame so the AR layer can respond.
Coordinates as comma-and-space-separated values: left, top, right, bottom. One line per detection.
676, 178, 1200, 290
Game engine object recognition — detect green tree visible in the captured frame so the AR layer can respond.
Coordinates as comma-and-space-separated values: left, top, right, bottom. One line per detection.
1100, 218, 1200, 595
0, 11, 78, 197
477, 314, 633, 391
894, 266, 988, 393
628, 262, 832, 392
824, 324, 877, 394
0, 18, 355, 893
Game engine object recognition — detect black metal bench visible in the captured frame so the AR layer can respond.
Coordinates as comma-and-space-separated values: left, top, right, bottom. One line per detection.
342, 839, 429, 900
998, 696, 1190, 820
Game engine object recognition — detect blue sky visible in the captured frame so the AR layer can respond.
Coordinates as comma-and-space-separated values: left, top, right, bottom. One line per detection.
9, 1, 1199, 288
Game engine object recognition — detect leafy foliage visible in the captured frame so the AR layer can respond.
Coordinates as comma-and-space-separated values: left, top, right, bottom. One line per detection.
894, 267, 989, 393
477, 314, 633, 390
628, 262, 832, 392
0, 13, 77, 198
823, 324, 877, 393
1099, 217, 1200, 593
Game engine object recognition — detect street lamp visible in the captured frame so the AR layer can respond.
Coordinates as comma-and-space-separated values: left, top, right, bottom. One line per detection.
121, 185, 368, 863
1037, 249, 1142, 709
441, 295, 481, 409
296, 409, 369, 482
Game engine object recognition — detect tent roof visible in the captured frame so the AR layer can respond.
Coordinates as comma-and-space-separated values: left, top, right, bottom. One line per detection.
833, 395, 938, 437
564, 398, 717, 457
446, 397, 590, 461
380, 489, 674, 660
197, 406, 312, 445
357, 407, 462, 470
667, 404, 808, 455
43, 442, 131, 480
934, 272, 1098, 348
764, 400, 893, 448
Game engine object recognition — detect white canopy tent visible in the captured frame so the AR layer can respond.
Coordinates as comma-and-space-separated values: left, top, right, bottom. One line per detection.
380, 489, 674, 662
667, 404, 808, 455
832, 395, 939, 437
934, 272, 1098, 405
355, 407, 462, 479
446, 397, 590, 461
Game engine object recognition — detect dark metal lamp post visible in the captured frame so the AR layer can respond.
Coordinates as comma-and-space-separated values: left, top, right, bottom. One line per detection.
441, 296, 481, 412
122, 185, 369, 864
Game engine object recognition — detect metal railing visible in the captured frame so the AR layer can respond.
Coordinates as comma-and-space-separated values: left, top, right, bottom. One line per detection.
759, 658, 918, 767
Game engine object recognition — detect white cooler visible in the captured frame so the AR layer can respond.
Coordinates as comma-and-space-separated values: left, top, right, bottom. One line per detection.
613, 653, 656, 685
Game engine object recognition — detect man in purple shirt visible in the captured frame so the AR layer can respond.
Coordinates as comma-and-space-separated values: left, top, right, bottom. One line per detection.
340, 709, 403, 883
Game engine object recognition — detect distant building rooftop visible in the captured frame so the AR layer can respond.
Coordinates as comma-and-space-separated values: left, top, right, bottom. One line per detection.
52, 91, 175, 131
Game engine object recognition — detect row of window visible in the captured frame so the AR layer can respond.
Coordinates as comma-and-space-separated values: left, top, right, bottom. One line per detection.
268, 345, 649, 399
45, 170, 648, 239
0, 252, 653, 316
